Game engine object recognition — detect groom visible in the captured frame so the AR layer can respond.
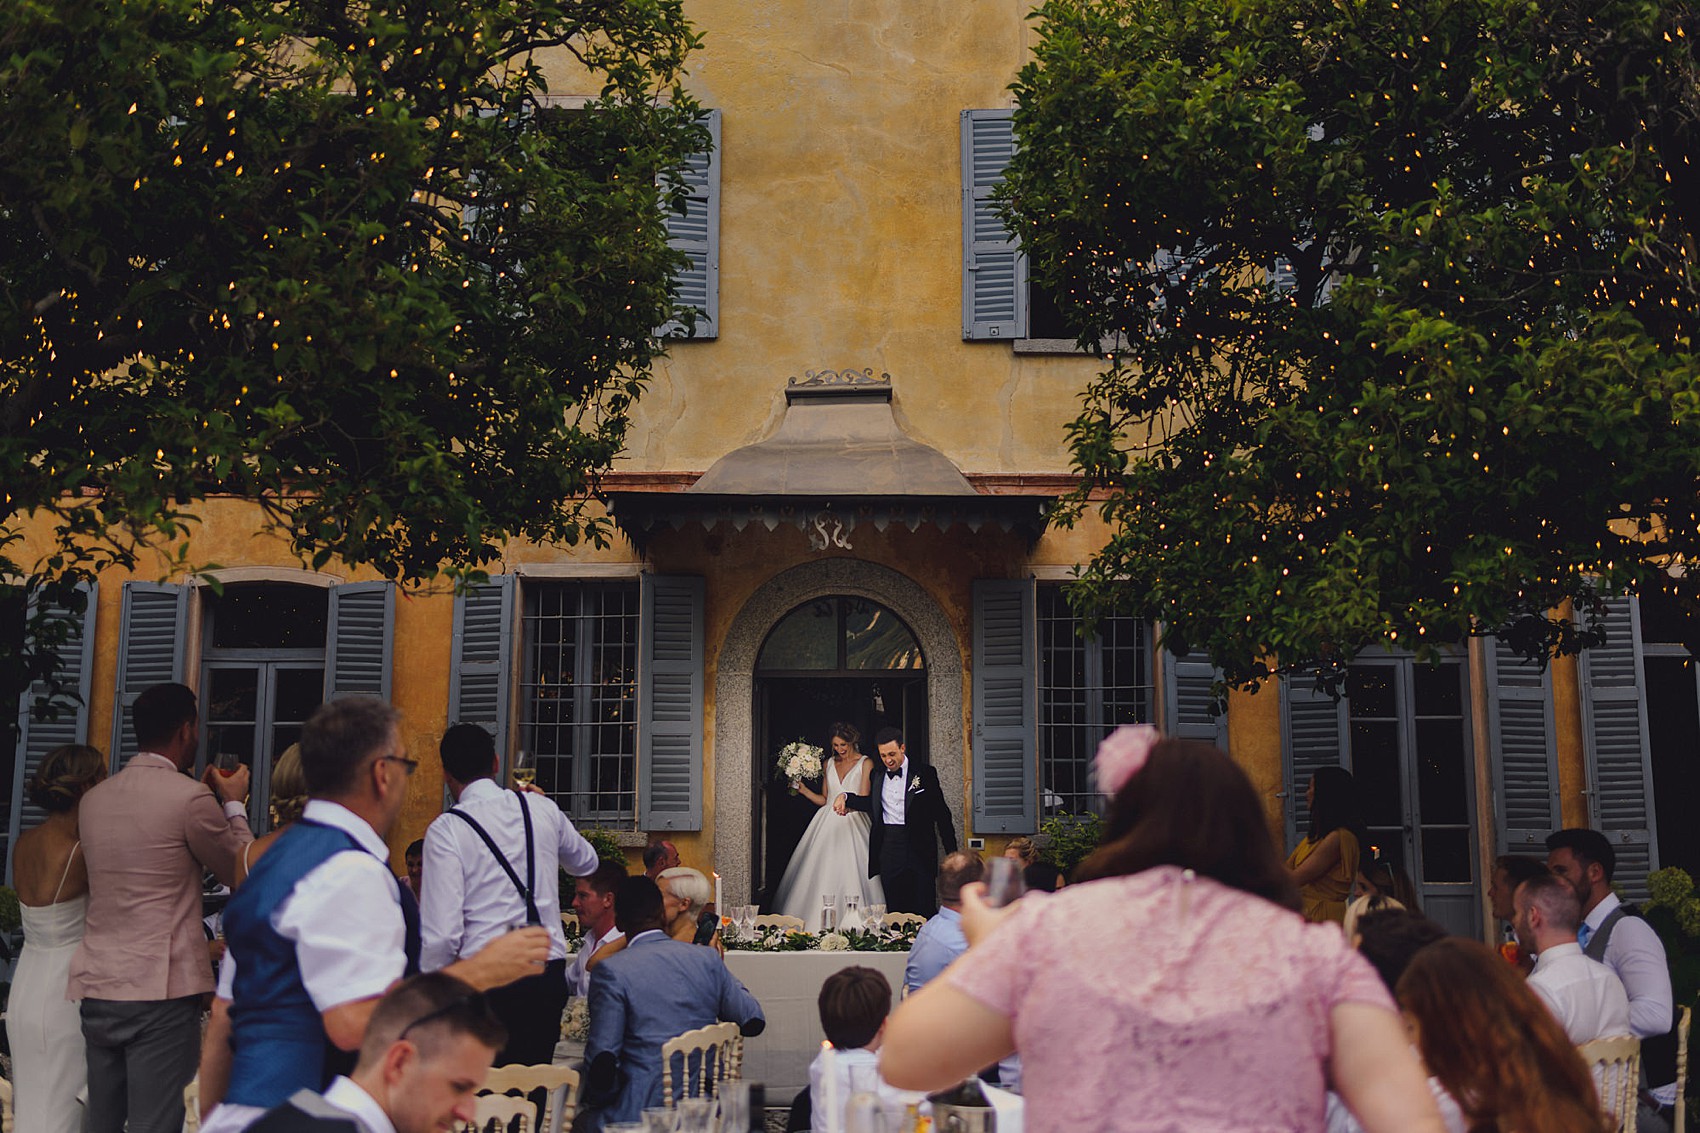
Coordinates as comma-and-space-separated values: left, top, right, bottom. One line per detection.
834, 726, 957, 916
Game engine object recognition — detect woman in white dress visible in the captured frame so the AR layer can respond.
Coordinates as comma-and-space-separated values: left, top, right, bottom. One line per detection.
6, 743, 106, 1133
773, 723, 885, 930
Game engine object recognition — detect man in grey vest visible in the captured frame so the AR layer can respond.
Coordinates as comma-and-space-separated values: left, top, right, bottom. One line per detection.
1547, 828, 1676, 1129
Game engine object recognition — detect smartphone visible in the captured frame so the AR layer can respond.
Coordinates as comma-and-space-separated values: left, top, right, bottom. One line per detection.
984, 856, 1026, 908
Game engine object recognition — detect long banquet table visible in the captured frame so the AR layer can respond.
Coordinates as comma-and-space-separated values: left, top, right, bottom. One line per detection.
724, 950, 908, 1101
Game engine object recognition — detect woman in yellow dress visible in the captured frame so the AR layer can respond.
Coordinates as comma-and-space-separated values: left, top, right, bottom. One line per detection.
1286, 766, 1366, 926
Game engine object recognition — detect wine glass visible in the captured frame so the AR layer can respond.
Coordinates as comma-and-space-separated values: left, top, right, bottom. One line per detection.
677, 1097, 714, 1133
739, 904, 757, 940
866, 902, 886, 934
511, 749, 537, 789
642, 1106, 677, 1133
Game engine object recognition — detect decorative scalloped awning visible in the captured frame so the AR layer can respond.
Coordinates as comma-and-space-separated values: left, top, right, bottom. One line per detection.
605, 369, 1056, 550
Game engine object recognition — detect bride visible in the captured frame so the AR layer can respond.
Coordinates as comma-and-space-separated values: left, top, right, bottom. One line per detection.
772, 722, 885, 930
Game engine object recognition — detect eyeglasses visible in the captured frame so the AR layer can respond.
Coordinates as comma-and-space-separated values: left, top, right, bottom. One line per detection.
378, 754, 419, 777
397, 990, 490, 1042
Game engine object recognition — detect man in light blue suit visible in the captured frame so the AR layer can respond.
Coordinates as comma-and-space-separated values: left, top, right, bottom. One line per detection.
581, 877, 765, 1131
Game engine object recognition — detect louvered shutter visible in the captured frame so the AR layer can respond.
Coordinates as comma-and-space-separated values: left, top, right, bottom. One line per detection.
9, 581, 98, 875
1281, 676, 1349, 850
449, 576, 515, 759
325, 581, 395, 702
109, 582, 189, 771
1580, 596, 1658, 900
961, 109, 1027, 340
656, 110, 720, 339
972, 579, 1036, 832
1164, 651, 1228, 749
640, 574, 703, 830
1485, 637, 1560, 855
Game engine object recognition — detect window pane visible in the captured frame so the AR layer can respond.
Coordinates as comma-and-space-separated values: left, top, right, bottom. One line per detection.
210, 584, 327, 651
845, 599, 924, 670
1412, 663, 1463, 716
1421, 827, 1473, 882
207, 667, 260, 723
1037, 585, 1153, 815
1349, 719, 1403, 829
1345, 666, 1396, 718
757, 601, 837, 670
274, 667, 325, 723
1415, 718, 1469, 825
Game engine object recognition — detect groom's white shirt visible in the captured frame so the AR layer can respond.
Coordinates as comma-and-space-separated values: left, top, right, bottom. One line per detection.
880, 757, 910, 823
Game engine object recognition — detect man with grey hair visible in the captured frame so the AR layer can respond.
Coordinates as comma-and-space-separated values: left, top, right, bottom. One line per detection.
203, 698, 548, 1133
1515, 870, 1631, 1044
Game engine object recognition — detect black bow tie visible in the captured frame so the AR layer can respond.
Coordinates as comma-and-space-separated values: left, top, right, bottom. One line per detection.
886, 767, 904, 779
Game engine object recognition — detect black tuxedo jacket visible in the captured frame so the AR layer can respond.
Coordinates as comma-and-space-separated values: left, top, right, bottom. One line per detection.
845, 760, 957, 878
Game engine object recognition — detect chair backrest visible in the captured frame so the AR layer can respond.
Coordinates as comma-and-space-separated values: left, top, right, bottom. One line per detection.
882, 912, 927, 929
0, 1074, 14, 1133
480, 1063, 582, 1133
458, 1091, 534, 1133
1676, 1005, 1692, 1133
752, 913, 805, 931
660, 1020, 742, 1106
1579, 1033, 1641, 1133
183, 1078, 201, 1133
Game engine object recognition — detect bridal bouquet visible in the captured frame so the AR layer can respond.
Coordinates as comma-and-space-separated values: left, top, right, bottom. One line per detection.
776, 740, 825, 793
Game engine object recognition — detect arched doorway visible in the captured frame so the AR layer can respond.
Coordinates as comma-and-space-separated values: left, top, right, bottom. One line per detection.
753, 597, 927, 907
711, 559, 965, 908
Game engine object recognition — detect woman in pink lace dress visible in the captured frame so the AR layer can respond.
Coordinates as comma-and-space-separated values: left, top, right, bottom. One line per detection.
882, 728, 1448, 1133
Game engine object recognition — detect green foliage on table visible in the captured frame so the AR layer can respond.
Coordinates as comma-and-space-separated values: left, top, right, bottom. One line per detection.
722, 922, 922, 953
0, 0, 707, 724
1005, 0, 1700, 685
1039, 811, 1104, 875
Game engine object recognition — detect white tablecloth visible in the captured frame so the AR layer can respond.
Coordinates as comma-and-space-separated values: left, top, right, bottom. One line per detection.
725, 950, 909, 1102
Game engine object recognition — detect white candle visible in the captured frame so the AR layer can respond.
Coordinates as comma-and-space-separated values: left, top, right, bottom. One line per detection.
821, 1040, 839, 1133
714, 871, 723, 918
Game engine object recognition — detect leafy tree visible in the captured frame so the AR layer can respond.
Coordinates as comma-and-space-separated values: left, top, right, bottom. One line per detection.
0, 0, 706, 722
1007, 0, 1699, 686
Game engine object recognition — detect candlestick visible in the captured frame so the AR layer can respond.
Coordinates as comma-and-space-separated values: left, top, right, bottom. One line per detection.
821, 1040, 839, 1133
714, 871, 722, 918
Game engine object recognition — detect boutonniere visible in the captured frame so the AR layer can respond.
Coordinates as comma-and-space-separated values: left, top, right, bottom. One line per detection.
909, 775, 923, 792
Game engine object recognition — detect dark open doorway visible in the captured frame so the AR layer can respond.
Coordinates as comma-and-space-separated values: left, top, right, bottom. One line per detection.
749, 595, 928, 908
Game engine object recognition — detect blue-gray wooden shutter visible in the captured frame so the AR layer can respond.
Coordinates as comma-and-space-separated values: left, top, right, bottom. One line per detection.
656, 110, 720, 339
972, 579, 1037, 832
449, 576, 515, 759
1484, 636, 1560, 856
1281, 676, 1350, 851
9, 581, 98, 878
961, 109, 1027, 340
324, 581, 395, 702
640, 574, 703, 830
1579, 596, 1659, 901
1164, 651, 1228, 749
109, 582, 189, 771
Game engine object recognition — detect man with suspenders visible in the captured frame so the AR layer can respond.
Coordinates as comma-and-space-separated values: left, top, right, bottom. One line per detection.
421, 723, 601, 1064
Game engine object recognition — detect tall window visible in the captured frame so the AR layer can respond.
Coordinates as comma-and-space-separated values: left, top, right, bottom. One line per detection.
521, 582, 639, 822
200, 583, 328, 833
1037, 584, 1154, 815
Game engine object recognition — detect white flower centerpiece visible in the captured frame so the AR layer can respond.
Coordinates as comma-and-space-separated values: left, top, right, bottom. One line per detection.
776, 739, 825, 794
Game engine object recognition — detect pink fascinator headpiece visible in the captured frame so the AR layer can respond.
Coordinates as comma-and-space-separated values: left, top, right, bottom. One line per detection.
1095, 724, 1160, 798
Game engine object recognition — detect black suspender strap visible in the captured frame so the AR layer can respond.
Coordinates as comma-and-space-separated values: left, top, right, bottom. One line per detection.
446, 791, 541, 926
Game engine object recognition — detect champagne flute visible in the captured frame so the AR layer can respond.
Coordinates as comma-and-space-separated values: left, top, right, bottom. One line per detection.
511, 749, 537, 789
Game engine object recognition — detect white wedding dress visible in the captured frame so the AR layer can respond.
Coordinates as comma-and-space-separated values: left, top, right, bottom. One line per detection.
773, 758, 885, 931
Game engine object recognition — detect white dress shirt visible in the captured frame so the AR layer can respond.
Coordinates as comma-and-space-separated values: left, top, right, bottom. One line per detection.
320, 1076, 398, 1133
1583, 892, 1674, 1039
203, 801, 406, 1133
568, 924, 624, 997
880, 758, 909, 824
420, 778, 599, 970
1527, 941, 1632, 1043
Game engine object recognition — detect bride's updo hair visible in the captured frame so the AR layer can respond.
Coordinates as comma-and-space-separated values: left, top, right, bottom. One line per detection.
829, 722, 861, 751
28, 744, 106, 814
269, 743, 309, 828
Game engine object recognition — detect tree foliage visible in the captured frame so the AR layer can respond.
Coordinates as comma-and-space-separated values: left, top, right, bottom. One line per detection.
0, 0, 705, 717
1008, 0, 1699, 686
